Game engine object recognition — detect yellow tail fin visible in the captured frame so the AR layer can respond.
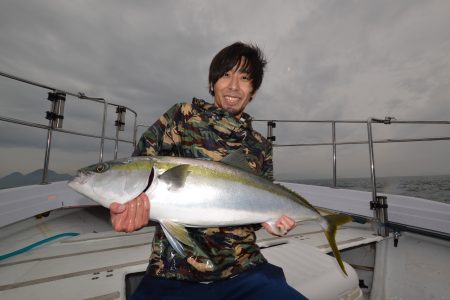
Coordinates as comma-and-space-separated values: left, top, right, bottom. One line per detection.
321, 214, 353, 276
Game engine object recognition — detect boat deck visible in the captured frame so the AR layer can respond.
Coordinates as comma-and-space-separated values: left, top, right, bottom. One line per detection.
0, 207, 379, 299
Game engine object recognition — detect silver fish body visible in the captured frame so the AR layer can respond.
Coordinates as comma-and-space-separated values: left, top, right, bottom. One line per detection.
68, 154, 351, 274
69, 156, 320, 226
150, 158, 321, 227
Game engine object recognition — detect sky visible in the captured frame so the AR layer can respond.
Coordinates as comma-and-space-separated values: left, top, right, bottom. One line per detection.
0, 0, 449, 180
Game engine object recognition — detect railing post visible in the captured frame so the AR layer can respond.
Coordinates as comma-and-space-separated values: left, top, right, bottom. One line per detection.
99, 101, 108, 163
367, 118, 389, 237
114, 106, 126, 159
132, 115, 138, 148
42, 91, 66, 184
332, 121, 337, 188
42, 128, 53, 184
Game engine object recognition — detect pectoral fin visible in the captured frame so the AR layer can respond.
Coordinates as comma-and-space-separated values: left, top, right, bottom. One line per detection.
158, 165, 191, 190
160, 220, 193, 257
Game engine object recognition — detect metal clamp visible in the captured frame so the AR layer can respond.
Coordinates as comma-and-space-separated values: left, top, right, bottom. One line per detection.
115, 106, 126, 131
372, 116, 396, 124
370, 196, 388, 210
46, 91, 66, 128
394, 231, 401, 247
267, 121, 276, 142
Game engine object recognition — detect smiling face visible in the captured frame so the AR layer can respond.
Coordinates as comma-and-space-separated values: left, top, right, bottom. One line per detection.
213, 58, 254, 119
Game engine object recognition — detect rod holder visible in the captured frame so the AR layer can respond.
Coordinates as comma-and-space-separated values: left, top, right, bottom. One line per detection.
370, 195, 389, 237
115, 106, 126, 131
46, 92, 66, 129
267, 121, 276, 142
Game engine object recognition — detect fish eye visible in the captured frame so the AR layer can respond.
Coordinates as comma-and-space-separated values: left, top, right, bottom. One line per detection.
95, 163, 107, 173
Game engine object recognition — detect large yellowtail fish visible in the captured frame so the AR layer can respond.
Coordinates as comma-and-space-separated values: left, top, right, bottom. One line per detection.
68, 152, 352, 275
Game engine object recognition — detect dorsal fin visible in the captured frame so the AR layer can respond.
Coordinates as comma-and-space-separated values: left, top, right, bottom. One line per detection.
220, 149, 254, 173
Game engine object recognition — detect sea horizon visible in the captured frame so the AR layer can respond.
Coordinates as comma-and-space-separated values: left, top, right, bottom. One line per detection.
280, 174, 450, 204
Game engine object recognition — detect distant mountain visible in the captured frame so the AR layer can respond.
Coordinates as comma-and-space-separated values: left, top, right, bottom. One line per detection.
0, 169, 72, 189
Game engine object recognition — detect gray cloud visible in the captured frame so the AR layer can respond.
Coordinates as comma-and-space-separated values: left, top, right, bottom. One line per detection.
1, 0, 449, 179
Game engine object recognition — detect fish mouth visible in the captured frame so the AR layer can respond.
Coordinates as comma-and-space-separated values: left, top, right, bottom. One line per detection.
68, 173, 83, 186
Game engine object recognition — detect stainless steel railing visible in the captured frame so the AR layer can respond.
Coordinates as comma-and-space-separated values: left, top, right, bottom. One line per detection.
2, 69, 449, 237
0, 70, 138, 184
256, 118, 450, 236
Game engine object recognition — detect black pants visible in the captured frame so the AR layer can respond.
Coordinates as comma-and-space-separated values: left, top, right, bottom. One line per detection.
130, 263, 308, 300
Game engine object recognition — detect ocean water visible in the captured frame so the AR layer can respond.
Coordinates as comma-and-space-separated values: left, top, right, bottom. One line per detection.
293, 175, 450, 204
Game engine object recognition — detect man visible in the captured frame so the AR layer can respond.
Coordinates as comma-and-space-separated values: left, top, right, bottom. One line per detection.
110, 42, 307, 299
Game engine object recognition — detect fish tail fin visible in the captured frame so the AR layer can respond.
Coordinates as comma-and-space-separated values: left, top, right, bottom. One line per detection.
320, 214, 353, 276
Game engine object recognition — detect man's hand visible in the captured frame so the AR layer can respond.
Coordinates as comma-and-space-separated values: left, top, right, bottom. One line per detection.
110, 193, 150, 233
262, 215, 296, 237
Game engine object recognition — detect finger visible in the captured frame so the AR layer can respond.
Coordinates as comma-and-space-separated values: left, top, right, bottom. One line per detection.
110, 202, 126, 214
135, 195, 148, 229
262, 222, 283, 237
127, 199, 138, 233
110, 203, 121, 229
275, 216, 287, 228
280, 215, 296, 231
286, 216, 296, 229
274, 216, 293, 234
139, 194, 150, 225
280, 215, 294, 226
262, 222, 272, 233
112, 205, 128, 232
144, 194, 150, 220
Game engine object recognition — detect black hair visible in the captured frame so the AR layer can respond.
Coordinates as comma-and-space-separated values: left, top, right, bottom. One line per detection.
208, 42, 267, 96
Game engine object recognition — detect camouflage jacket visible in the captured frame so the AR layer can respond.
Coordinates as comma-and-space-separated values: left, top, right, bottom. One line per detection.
133, 98, 273, 281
